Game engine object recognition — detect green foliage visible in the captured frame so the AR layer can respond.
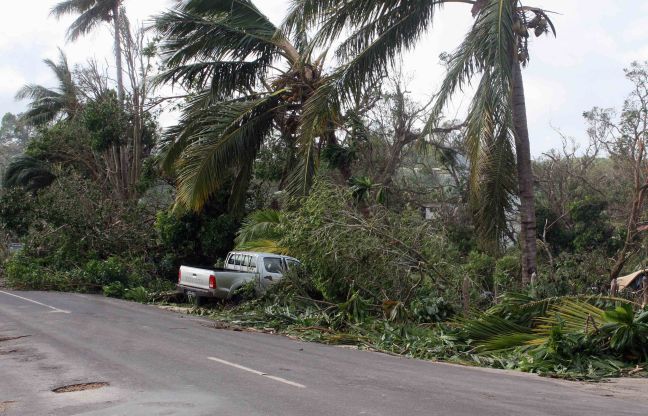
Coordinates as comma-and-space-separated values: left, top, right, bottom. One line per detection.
534, 204, 574, 253
445, 223, 477, 255
155, 194, 239, 277
280, 179, 461, 305
322, 143, 356, 171
235, 209, 287, 253
136, 157, 160, 194
83, 91, 127, 152
410, 296, 454, 323
494, 254, 521, 290
0, 188, 35, 236
2, 156, 56, 192
103, 281, 126, 298
1, 170, 165, 293
465, 251, 496, 290
15, 49, 81, 126
455, 294, 646, 379
124, 286, 149, 303
537, 249, 611, 297
5, 252, 96, 292
84, 257, 129, 287
569, 198, 617, 253
231, 280, 257, 303
601, 305, 648, 360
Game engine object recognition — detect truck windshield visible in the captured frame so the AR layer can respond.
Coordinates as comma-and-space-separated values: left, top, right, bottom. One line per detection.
264, 258, 283, 274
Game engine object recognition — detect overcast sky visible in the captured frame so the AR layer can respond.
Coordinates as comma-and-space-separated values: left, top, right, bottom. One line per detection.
1, 1, 648, 156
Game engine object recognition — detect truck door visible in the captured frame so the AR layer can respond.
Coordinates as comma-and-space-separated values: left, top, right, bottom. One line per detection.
259, 256, 284, 290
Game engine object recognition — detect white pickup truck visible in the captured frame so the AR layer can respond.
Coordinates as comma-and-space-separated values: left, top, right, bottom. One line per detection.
177, 251, 300, 302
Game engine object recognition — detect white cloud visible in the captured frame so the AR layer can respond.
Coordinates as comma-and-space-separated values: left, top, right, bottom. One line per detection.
1, 0, 647, 157
0, 67, 26, 94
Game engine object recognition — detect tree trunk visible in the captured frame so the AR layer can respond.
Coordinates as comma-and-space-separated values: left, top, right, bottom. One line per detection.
113, 4, 125, 103
511, 60, 537, 286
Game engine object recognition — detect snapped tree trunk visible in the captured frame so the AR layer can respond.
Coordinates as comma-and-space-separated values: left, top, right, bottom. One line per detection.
511, 60, 538, 286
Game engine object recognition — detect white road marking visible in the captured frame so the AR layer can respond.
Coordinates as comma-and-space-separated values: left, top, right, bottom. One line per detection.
0, 291, 71, 314
207, 356, 306, 388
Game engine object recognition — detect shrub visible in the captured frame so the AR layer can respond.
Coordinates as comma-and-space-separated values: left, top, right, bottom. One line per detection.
5, 253, 96, 292
494, 254, 521, 293
465, 251, 496, 292
410, 296, 455, 323
124, 286, 149, 303
84, 257, 129, 287
155, 197, 239, 279
103, 281, 126, 298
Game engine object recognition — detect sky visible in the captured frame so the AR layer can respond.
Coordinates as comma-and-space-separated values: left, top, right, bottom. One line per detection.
1, 1, 648, 156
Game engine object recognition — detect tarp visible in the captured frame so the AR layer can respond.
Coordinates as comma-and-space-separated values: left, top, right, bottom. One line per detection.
617, 270, 646, 291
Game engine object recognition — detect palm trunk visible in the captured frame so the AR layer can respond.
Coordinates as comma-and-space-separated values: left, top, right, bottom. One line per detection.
112, 3, 129, 198
511, 60, 537, 286
113, 4, 125, 103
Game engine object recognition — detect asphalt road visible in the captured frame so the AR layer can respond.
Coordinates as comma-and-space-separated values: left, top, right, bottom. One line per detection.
0, 291, 646, 416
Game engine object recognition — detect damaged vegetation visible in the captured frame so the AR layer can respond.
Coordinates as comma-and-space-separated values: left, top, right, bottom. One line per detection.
1, 0, 648, 382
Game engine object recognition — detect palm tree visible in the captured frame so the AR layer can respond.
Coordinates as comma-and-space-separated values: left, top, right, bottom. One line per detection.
51, 0, 125, 103
153, 0, 336, 212
295, 0, 554, 284
15, 49, 81, 126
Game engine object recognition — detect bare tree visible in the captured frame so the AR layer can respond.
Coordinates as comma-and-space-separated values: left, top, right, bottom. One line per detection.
585, 62, 648, 280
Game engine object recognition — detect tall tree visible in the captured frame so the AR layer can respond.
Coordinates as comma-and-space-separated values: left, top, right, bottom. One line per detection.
294, 0, 555, 284
15, 49, 81, 126
50, 0, 125, 103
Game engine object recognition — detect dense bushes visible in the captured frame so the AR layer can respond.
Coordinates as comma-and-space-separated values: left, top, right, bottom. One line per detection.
5, 251, 171, 295
0, 172, 173, 297
278, 180, 463, 310
155, 193, 240, 277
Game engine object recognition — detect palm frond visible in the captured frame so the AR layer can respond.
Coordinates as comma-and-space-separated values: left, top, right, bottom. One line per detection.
3, 156, 56, 192
534, 300, 606, 338
154, 60, 265, 100
154, 1, 278, 67
173, 93, 284, 211
286, 142, 317, 197
228, 161, 254, 214
50, 0, 97, 18
52, 0, 116, 41
15, 49, 80, 126
236, 239, 289, 255
235, 209, 285, 244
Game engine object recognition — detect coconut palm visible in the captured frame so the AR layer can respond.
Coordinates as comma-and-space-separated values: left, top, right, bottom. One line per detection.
50, 0, 125, 102
15, 49, 81, 126
153, 0, 337, 212
293, 0, 555, 284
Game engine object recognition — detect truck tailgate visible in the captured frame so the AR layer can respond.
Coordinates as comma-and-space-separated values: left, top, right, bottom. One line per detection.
179, 265, 213, 291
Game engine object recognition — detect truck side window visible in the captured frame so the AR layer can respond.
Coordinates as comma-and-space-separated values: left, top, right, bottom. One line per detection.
234, 254, 241, 266
264, 258, 283, 274
249, 256, 257, 271
227, 255, 235, 265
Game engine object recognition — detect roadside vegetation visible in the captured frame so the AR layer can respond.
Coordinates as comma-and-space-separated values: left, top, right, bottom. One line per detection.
1, 0, 647, 380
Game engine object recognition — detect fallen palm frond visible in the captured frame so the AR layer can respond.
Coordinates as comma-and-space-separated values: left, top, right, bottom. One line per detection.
460, 294, 638, 353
